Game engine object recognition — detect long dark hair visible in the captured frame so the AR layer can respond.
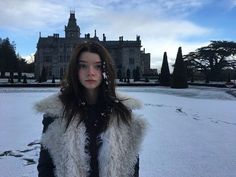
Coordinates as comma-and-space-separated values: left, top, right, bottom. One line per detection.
59, 41, 131, 130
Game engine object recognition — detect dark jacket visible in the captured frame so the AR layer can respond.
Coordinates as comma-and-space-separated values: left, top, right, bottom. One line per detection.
35, 93, 147, 177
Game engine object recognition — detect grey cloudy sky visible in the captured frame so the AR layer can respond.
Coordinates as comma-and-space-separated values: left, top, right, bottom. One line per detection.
1, 0, 236, 69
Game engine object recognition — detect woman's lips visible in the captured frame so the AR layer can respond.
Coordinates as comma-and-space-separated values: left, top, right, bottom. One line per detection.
85, 80, 96, 83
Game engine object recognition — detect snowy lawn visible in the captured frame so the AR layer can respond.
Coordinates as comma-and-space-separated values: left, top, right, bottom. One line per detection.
0, 86, 236, 177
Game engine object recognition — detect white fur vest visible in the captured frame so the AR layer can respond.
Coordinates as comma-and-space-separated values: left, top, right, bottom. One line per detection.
35, 92, 147, 177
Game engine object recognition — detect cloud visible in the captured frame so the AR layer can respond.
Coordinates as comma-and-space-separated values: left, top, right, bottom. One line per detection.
90, 0, 209, 18
22, 53, 35, 64
79, 7, 212, 71
228, 0, 236, 8
0, 0, 68, 32
0, 0, 211, 35
146, 39, 210, 71
0, 0, 215, 69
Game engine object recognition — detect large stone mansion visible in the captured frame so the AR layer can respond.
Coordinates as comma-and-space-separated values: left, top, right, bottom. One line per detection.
34, 11, 155, 79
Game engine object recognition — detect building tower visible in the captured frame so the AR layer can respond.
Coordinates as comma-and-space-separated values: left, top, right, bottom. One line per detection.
65, 11, 80, 39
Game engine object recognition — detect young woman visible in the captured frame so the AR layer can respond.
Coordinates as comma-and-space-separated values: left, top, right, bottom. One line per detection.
35, 41, 147, 177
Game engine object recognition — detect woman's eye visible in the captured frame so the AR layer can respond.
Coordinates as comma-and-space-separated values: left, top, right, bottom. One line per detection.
95, 64, 102, 69
78, 63, 87, 69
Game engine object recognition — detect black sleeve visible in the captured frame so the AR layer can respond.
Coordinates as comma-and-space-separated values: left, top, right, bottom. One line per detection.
42, 114, 55, 133
133, 156, 139, 177
37, 146, 55, 177
37, 114, 56, 177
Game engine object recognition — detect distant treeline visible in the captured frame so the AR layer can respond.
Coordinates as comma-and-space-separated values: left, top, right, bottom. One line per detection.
159, 41, 236, 88
0, 37, 34, 78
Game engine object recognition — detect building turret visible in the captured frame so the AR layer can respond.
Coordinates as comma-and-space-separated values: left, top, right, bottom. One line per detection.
65, 11, 80, 38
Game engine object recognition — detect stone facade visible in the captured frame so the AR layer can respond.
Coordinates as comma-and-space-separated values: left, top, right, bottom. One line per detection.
34, 12, 151, 79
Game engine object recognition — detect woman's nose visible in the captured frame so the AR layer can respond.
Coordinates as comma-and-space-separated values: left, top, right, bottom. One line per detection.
88, 66, 95, 75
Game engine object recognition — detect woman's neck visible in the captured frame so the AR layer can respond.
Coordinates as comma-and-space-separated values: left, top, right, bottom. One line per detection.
85, 89, 98, 105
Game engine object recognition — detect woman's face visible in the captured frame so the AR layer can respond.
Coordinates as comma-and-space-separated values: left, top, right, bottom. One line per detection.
78, 51, 103, 92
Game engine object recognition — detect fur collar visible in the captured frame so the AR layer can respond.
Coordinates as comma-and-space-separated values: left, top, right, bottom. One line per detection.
36, 92, 147, 177
34, 92, 142, 116
41, 113, 147, 177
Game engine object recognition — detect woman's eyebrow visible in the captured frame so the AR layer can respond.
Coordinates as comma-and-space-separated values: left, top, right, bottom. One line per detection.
79, 60, 101, 63
78, 60, 87, 63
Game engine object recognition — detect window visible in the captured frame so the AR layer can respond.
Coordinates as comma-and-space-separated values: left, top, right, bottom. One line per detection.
129, 58, 134, 65
60, 68, 64, 78
129, 48, 135, 53
44, 56, 52, 62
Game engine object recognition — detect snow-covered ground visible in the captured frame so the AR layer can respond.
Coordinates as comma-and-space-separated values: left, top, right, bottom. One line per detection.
0, 86, 236, 177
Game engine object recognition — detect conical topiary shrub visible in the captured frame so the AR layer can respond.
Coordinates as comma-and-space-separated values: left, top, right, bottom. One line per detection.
159, 52, 171, 86
171, 47, 188, 88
